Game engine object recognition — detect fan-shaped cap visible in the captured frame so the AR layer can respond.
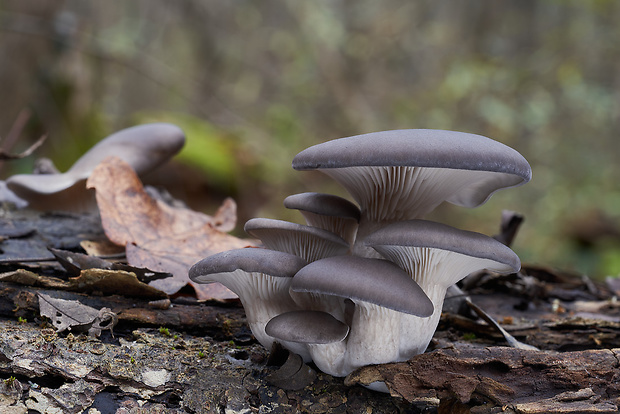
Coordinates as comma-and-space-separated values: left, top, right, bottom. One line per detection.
244, 218, 350, 262
291, 255, 433, 317
292, 130, 532, 219
363, 219, 521, 273
293, 129, 530, 179
189, 247, 307, 283
7, 123, 185, 212
266, 310, 349, 344
284, 193, 361, 222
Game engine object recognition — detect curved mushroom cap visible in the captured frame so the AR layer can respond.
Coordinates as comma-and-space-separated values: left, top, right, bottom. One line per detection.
284, 193, 361, 221
68, 123, 186, 177
190, 248, 308, 355
291, 255, 433, 317
364, 219, 521, 273
6, 123, 185, 212
283, 193, 361, 245
244, 218, 350, 262
189, 247, 307, 284
266, 310, 349, 344
292, 129, 531, 220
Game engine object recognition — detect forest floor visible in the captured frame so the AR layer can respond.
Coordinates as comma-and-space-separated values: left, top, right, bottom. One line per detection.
1, 204, 619, 414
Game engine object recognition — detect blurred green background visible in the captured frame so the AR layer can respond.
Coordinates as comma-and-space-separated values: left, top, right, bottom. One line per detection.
1, 1, 619, 278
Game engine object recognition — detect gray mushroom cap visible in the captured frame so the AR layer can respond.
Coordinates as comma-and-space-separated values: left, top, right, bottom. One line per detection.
363, 219, 521, 273
284, 193, 361, 221
265, 310, 349, 344
189, 247, 307, 283
7, 123, 185, 212
291, 255, 434, 317
293, 129, 530, 179
292, 129, 532, 210
244, 218, 350, 262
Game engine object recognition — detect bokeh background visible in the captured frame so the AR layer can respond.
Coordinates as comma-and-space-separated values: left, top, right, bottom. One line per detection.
1, 1, 619, 278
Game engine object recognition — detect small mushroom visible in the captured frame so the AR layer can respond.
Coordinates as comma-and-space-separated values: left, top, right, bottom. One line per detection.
292, 129, 532, 253
189, 248, 309, 358
291, 255, 433, 376
266, 310, 350, 376
364, 219, 521, 359
283, 192, 360, 246
266, 310, 349, 344
244, 218, 350, 263
7, 123, 185, 212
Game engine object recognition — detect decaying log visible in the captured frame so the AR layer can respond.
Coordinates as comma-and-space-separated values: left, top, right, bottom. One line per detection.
2, 207, 620, 413
0, 282, 247, 340
346, 343, 620, 413
0, 318, 413, 413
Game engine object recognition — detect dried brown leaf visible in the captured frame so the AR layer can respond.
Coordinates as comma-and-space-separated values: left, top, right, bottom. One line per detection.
80, 239, 126, 257
70, 268, 168, 299
211, 197, 238, 232
0, 267, 167, 299
86, 156, 252, 299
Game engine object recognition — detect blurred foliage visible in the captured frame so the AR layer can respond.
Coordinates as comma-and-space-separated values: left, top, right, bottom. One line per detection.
0, 0, 619, 277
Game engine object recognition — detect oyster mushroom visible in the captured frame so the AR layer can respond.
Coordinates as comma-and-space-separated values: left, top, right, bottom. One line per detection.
283, 192, 360, 246
364, 219, 521, 359
244, 218, 350, 263
244, 217, 352, 321
189, 248, 309, 358
290, 255, 433, 376
292, 129, 532, 254
7, 123, 185, 212
266, 310, 350, 377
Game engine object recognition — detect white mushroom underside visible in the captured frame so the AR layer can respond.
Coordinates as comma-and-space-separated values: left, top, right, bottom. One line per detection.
258, 231, 349, 263
322, 166, 515, 223
373, 246, 516, 358
299, 211, 359, 247
200, 270, 299, 349
289, 291, 347, 323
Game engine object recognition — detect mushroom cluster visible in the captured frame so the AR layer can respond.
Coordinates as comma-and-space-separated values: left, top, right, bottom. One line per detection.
190, 129, 531, 382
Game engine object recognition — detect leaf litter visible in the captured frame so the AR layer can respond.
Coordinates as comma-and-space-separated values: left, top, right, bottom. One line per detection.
86, 156, 253, 300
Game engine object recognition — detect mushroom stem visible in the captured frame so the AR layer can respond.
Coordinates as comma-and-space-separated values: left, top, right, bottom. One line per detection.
306, 341, 349, 377
398, 283, 447, 358
373, 244, 519, 358
213, 269, 299, 349
344, 302, 402, 372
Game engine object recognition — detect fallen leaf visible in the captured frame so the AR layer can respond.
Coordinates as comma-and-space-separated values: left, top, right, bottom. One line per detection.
1, 268, 167, 299
37, 293, 117, 337
70, 268, 168, 299
49, 247, 112, 277
0, 269, 68, 289
80, 239, 126, 257
86, 156, 253, 299
49, 247, 172, 284
211, 197, 237, 232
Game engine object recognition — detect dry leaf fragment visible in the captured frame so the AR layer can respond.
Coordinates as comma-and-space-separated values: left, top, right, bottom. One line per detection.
211, 197, 238, 232
70, 268, 168, 299
49, 247, 172, 284
1, 268, 167, 299
37, 293, 117, 337
80, 239, 126, 257
86, 156, 252, 300
0, 269, 68, 289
